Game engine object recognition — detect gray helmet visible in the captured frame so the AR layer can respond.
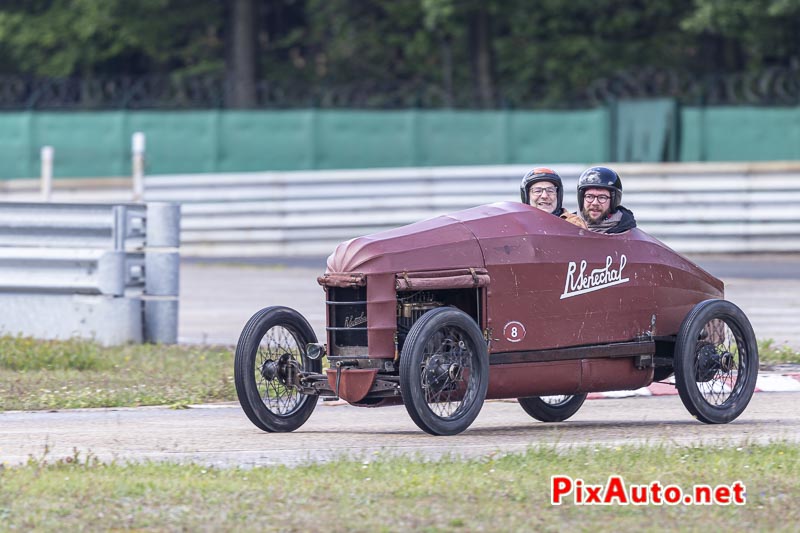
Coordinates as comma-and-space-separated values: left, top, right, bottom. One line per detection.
577, 166, 623, 212
520, 167, 563, 215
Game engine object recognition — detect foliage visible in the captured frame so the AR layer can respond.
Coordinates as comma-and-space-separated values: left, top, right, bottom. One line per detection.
0, 0, 224, 77
681, 0, 800, 70
491, 0, 698, 106
0, 1, 798, 107
1, 443, 799, 530
758, 338, 800, 365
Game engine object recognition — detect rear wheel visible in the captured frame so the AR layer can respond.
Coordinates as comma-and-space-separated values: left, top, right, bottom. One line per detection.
674, 300, 758, 424
234, 306, 321, 432
518, 394, 588, 422
400, 307, 489, 436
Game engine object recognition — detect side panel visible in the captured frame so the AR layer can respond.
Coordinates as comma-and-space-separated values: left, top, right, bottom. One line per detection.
488, 361, 582, 398
463, 207, 723, 353
487, 358, 653, 400
579, 358, 653, 393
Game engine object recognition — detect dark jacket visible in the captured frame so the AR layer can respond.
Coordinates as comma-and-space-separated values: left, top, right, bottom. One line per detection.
606, 206, 637, 234
575, 205, 637, 234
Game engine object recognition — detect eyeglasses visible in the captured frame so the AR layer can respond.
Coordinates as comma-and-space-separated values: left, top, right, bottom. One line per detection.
531, 187, 557, 196
584, 194, 611, 204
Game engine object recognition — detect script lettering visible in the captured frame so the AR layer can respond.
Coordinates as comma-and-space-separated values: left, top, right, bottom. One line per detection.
344, 312, 367, 328
561, 254, 629, 299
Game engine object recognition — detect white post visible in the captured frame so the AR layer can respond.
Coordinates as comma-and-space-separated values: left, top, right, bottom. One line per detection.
132, 132, 146, 202
40, 146, 54, 202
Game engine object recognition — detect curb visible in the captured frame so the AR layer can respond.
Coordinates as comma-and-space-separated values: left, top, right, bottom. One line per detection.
588, 372, 800, 400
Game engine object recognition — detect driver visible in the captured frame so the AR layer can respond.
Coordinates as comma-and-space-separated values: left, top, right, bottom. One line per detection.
520, 167, 587, 229
576, 166, 637, 234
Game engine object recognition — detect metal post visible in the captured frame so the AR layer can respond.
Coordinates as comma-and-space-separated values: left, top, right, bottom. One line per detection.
132, 132, 146, 202
143, 202, 180, 344
97, 205, 129, 298
112, 205, 127, 251
40, 146, 54, 202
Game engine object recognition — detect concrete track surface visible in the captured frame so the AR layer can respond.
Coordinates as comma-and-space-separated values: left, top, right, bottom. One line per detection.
3, 393, 800, 467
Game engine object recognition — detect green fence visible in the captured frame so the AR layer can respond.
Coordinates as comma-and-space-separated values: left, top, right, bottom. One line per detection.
681, 107, 800, 161
0, 105, 798, 179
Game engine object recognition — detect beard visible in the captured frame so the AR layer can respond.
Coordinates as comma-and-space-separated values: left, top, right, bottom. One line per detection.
581, 206, 610, 224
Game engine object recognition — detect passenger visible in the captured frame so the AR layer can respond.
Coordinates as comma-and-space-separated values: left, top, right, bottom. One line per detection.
576, 166, 637, 234
520, 167, 587, 229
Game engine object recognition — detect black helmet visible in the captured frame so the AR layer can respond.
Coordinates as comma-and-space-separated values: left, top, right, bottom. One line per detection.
577, 166, 623, 212
520, 167, 563, 215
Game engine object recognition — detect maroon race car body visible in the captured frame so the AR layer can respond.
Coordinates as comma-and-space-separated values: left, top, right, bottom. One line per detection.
235, 202, 758, 435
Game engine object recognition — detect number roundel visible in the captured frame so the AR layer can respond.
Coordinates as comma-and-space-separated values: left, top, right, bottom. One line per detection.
503, 321, 526, 343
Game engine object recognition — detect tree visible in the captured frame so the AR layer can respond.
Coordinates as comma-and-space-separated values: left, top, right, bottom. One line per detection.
681, 0, 800, 72
0, 0, 225, 78
491, 0, 698, 106
227, 0, 257, 107
0, 0, 797, 108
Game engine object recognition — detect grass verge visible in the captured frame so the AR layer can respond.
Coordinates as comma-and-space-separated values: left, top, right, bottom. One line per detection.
0, 336, 234, 411
1, 335, 798, 412
759, 339, 800, 365
0, 442, 798, 531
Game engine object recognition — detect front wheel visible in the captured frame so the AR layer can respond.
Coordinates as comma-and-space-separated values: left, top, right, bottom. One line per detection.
234, 306, 321, 432
400, 307, 489, 436
518, 394, 588, 422
673, 299, 758, 424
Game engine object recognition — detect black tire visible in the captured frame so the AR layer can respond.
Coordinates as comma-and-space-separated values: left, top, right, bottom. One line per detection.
399, 307, 489, 436
234, 306, 321, 432
518, 394, 588, 422
673, 299, 759, 424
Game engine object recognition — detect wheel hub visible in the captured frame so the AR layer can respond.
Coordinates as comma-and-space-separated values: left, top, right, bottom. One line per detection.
425, 355, 449, 389
719, 351, 735, 372
424, 354, 462, 392
696, 343, 724, 382
448, 362, 463, 381
260, 359, 279, 381
260, 352, 301, 385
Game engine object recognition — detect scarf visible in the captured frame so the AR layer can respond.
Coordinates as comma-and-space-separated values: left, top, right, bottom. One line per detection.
581, 209, 623, 234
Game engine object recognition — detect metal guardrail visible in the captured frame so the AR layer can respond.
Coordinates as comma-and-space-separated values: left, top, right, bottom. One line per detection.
0, 202, 146, 250
0, 202, 179, 345
143, 162, 800, 257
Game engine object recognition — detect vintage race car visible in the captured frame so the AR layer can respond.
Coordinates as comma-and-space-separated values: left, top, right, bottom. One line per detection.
234, 202, 759, 436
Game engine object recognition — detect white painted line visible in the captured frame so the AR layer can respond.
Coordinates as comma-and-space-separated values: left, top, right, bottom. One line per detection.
756, 374, 800, 392
601, 387, 653, 398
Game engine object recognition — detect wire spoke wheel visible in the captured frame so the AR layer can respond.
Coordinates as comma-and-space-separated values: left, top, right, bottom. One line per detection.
518, 394, 588, 422
692, 319, 742, 405
400, 307, 488, 436
674, 300, 758, 424
255, 326, 305, 415
234, 306, 321, 432
419, 327, 477, 418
